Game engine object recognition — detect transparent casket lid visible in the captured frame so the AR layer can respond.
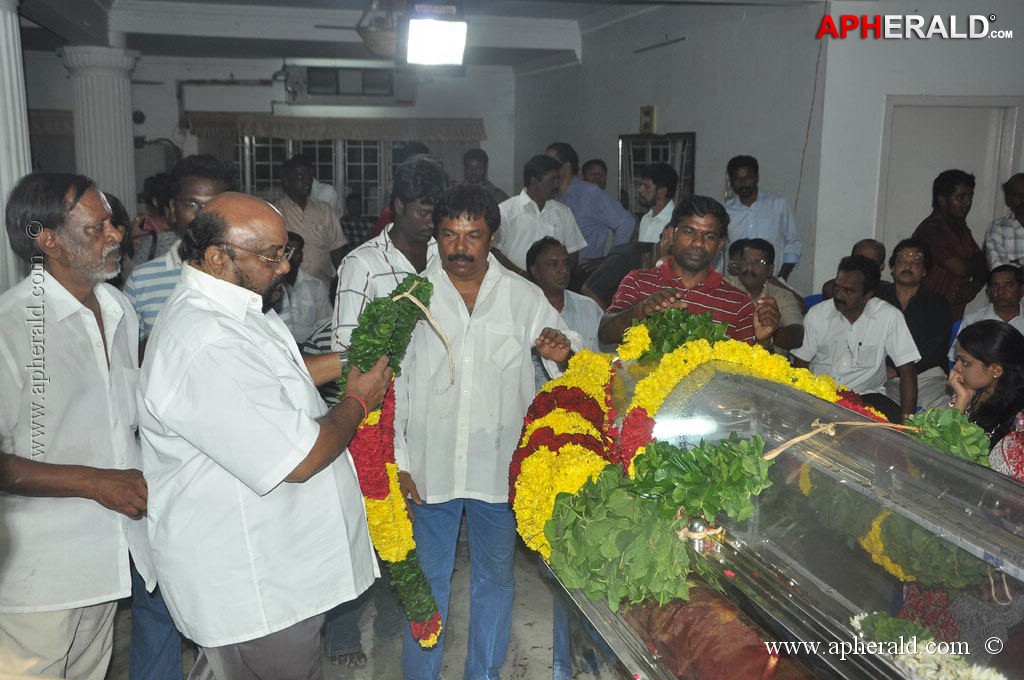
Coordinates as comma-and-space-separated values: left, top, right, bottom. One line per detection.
612, 360, 1024, 678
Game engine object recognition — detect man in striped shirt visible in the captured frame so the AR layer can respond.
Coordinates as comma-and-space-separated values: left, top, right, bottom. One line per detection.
598, 195, 779, 346
331, 157, 448, 356
123, 155, 238, 348
126, 156, 296, 352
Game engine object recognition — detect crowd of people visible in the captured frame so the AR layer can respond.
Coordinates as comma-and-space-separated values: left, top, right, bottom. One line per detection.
1, 140, 1023, 680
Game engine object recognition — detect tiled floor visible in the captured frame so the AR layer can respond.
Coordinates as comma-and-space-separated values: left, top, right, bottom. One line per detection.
107, 542, 570, 680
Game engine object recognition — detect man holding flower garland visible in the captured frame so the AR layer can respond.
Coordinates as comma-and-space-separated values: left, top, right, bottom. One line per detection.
394, 184, 580, 680
598, 195, 780, 346
138, 193, 392, 678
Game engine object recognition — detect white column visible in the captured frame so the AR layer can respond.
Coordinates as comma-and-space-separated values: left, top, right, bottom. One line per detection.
60, 45, 138, 210
0, 0, 32, 292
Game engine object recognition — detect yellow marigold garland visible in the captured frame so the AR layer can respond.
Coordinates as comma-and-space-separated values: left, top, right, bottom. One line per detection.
362, 408, 382, 427
628, 339, 714, 414
520, 410, 603, 447
541, 350, 614, 406
513, 443, 608, 560
513, 330, 868, 569
617, 324, 651, 361
858, 510, 916, 582
364, 463, 416, 562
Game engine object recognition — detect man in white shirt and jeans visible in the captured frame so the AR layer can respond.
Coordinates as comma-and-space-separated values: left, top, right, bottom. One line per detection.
138, 192, 391, 679
396, 184, 579, 680
0, 173, 148, 679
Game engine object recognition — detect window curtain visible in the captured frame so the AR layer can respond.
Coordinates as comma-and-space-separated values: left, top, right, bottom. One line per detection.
187, 113, 485, 143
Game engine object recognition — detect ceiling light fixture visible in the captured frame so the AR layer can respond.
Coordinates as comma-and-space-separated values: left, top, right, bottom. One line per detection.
404, 2, 467, 66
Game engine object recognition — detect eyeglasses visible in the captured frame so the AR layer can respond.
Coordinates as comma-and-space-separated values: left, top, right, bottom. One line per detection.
219, 243, 295, 265
739, 257, 769, 267
174, 198, 209, 211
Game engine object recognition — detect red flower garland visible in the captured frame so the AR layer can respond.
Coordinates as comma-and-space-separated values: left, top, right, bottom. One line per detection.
348, 383, 397, 500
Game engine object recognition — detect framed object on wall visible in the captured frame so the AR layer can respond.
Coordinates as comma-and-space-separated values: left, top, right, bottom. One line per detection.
639, 106, 656, 134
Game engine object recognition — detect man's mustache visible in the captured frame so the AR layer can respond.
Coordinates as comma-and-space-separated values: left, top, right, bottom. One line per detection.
447, 253, 474, 263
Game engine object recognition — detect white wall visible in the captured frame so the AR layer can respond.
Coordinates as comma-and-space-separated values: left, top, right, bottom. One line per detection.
515, 5, 827, 292
22, 52, 517, 197
814, 0, 1024, 287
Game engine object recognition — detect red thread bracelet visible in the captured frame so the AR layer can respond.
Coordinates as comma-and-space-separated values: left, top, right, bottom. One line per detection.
345, 394, 368, 420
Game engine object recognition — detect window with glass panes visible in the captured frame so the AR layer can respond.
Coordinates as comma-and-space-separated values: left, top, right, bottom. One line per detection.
618, 133, 695, 217
342, 141, 381, 218
236, 137, 337, 201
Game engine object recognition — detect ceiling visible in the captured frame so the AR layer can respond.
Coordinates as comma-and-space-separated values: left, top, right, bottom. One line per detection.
19, 0, 822, 67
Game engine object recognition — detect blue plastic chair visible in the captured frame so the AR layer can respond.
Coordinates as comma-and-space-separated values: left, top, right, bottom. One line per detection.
803, 293, 824, 311
947, 318, 963, 371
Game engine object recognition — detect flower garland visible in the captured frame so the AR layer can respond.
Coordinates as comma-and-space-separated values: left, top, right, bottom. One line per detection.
341, 274, 442, 648
510, 329, 855, 565
510, 351, 615, 560
796, 463, 989, 588
858, 510, 917, 582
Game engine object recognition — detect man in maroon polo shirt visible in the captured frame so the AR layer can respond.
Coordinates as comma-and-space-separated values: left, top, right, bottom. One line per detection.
598, 195, 780, 345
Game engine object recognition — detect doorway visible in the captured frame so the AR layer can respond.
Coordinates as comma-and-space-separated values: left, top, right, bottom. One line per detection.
876, 96, 1024, 249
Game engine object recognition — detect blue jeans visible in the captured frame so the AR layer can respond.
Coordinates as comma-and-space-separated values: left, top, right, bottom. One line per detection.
401, 499, 517, 680
129, 564, 182, 680
323, 570, 405, 656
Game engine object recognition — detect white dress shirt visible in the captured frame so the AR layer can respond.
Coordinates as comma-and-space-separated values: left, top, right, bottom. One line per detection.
331, 228, 438, 354
394, 254, 581, 504
724, 190, 802, 275
286, 269, 332, 344
792, 297, 920, 395
949, 301, 1024, 359
638, 200, 676, 244
138, 265, 377, 647
495, 190, 588, 270
0, 270, 147, 612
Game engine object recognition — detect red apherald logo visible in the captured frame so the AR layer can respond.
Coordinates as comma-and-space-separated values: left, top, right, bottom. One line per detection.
816, 14, 1010, 40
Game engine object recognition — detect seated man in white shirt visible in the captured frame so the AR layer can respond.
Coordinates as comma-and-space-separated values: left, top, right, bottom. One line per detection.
493, 154, 587, 278
396, 184, 578, 680
792, 254, 921, 423
527, 236, 604, 389
951, 265, 1024, 350
0, 173, 148, 679
283, 231, 332, 344
138, 192, 392, 678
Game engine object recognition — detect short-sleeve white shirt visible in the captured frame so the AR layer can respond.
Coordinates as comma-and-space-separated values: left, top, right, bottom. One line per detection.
495, 190, 587, 270
0, 270, 146, 612
792, 297, 920, 395
393, 255, 581, 504
138, 265, 377, 647
950, 302, 1024, 360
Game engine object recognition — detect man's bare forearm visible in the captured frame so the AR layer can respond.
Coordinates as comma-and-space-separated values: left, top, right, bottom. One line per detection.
286, 397, 366, 483
0, 452, 95, 498
598, 305, 639, 345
